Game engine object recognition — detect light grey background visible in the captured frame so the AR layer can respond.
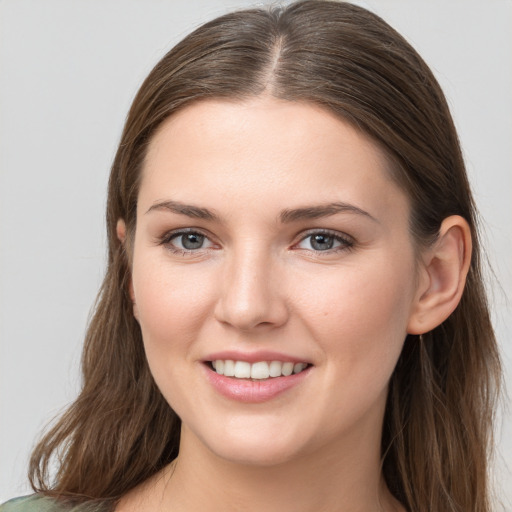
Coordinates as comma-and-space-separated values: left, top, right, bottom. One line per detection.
1, 0, 511, 507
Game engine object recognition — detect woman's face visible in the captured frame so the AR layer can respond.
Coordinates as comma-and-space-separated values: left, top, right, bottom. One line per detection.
130, 97, 423, 466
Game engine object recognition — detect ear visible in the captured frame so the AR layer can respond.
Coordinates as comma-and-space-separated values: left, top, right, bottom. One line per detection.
407, 215, 472, 334
116, 219, 138, 319
116, 218, 127, 243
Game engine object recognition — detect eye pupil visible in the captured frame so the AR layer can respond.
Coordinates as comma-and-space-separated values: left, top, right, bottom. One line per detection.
181, 233, 204, 249
311, 234, 334, 251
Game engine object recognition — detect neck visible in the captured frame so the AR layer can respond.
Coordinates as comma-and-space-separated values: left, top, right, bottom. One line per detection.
154, 423, 401, 512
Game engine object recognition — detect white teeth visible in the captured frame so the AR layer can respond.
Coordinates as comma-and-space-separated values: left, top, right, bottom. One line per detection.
269, 360, 282, 377
293, 362, 306, 374
281, 362, 294, 376
251, 361, 270, 379
234, 361, 251, 378
224, 359, 235, 377
212, 359, 308, 379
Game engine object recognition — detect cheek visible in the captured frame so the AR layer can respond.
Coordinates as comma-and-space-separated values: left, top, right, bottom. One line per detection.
130, 258, 220, 411
295, 256, 415, 373
131, 257, 216, 355
290, 260, 415, 435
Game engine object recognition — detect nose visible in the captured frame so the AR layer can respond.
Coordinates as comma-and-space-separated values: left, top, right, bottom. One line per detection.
213, 245, 289, 332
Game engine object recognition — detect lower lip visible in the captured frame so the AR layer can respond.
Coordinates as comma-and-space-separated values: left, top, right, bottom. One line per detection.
203, 364, 312, 403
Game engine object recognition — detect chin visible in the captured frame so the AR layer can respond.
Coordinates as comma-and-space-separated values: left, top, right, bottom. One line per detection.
188, 420, 311, 467
212, 438, 302, 467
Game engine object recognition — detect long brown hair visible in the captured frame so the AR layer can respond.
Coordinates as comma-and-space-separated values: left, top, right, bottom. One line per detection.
29, 2, 501, 511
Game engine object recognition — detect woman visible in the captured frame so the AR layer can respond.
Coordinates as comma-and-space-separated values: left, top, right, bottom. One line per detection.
1, 1, 502, 511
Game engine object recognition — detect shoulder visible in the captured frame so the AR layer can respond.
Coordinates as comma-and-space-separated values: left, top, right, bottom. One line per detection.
0, 495, 110, 512
0, 496, 110, 512
0, 495, 66, 512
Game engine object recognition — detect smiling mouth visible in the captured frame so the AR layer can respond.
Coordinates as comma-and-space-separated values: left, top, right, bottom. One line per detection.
207, 360, 311, 380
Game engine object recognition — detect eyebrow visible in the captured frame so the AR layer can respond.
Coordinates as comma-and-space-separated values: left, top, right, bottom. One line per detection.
280, 202, 378, 224
146, 200, 219, 220
146, 200, 377, 224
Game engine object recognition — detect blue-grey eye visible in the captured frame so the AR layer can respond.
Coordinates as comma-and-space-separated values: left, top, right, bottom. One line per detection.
310, 233, 335, 251
171, 232, 207, 250
296, 231, 351, 252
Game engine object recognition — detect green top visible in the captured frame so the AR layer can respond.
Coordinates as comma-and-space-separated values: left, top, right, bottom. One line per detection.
0, 496, 109, 512
0, 496, 65, 512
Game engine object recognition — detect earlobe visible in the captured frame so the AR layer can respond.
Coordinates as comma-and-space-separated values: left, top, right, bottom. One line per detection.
407, 215, 472, 334
116, 218, 127, 243
132, 299, 139, 321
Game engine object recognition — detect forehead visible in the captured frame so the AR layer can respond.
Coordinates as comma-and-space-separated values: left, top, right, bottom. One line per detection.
139, 97, 408, 222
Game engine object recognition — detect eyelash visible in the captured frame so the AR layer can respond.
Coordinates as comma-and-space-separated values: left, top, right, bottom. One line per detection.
158, 228, 217, 256
294, 229, 354, 254
158, 228, 355, 255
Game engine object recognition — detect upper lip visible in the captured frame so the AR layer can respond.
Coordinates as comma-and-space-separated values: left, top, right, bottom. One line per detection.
204, 350, 311, 364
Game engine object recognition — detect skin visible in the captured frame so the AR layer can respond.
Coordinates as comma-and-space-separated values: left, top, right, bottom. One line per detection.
115, 97, 471, 512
